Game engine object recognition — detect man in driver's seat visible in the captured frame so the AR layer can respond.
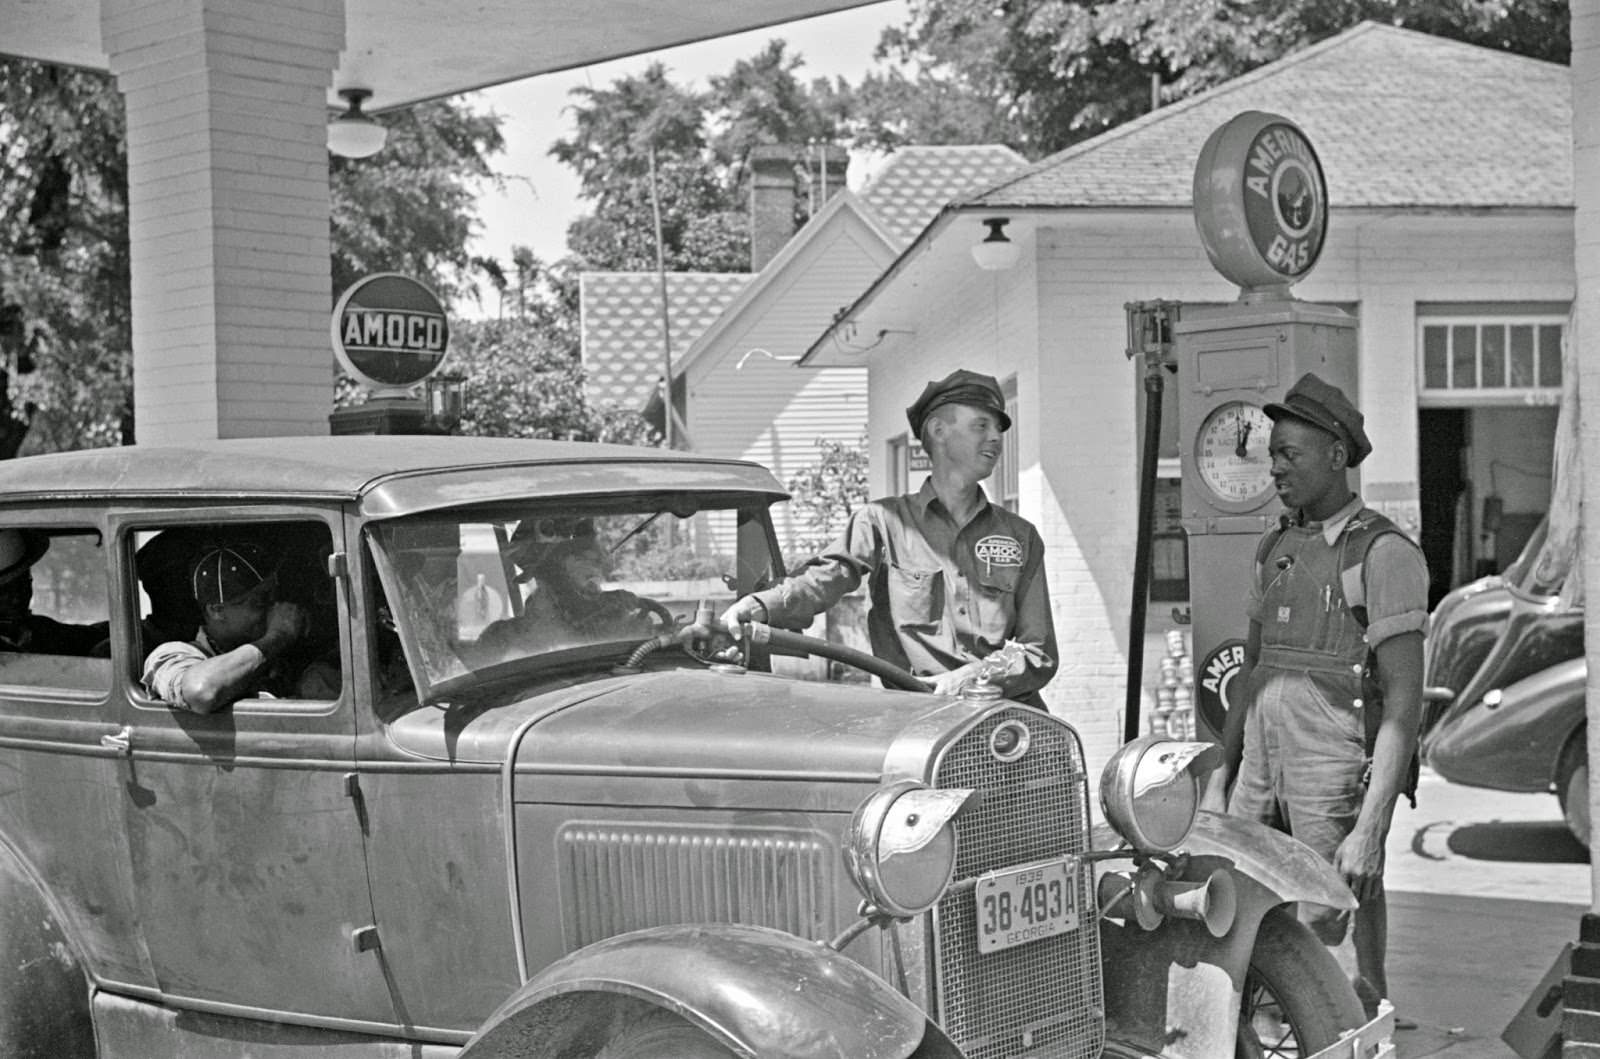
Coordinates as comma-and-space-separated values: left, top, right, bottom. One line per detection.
475, 531, 659, 660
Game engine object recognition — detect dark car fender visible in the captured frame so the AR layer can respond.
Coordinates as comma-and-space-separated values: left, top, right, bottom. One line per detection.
1426, 654, 1585, 792
460, 922, 963, 1059
0, 837, 96, 1058
1098, 811, 1355, 1057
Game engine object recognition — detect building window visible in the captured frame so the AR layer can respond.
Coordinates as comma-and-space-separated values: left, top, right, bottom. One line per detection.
1418, 315, 1565, 406
888, 434, 909, 494
1149, 479, 1189, 602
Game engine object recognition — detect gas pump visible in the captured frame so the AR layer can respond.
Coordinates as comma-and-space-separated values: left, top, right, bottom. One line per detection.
1138, 111, 1359, 744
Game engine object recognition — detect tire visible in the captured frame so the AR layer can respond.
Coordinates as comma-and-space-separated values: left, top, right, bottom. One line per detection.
1238, 907, 1367, 1059
595, 1009, 738, 1059
1557, 729, 1591, 849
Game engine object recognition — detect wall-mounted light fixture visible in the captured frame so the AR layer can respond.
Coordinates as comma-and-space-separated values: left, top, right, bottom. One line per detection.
327, 88, 388, 159
971, 217, 1020, 271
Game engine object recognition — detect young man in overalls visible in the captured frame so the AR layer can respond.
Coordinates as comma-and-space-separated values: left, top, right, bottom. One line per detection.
1202, 373, 1428, 1020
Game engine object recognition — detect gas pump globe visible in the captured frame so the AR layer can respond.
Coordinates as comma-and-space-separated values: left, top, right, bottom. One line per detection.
1174, 112, 1359, 742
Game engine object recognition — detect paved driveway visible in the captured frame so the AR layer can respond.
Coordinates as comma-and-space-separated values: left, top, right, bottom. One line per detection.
1384, 769, 1587, 1058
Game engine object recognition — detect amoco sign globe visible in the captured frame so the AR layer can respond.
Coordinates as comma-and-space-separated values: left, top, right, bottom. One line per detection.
331, 273, 451, 393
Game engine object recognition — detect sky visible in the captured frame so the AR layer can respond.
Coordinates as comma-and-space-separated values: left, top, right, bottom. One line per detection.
462, 1, 909, 280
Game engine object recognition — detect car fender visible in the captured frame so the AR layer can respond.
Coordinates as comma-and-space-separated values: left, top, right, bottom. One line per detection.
0, 837, 96, 1058
460, 922, 961, 1059
1097, 812, 1355, 1057
1426, 655, 1585, 792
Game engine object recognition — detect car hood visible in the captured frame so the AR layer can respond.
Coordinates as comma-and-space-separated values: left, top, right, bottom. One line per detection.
383, 667, 973, 780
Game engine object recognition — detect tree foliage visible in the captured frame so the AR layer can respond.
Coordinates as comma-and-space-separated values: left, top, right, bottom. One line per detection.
553, 42, 849, 274
331, 99, 506, 304
784, 434, 870, 556
445, 315, 654, 445
864, 0, 1570, 156
1, 55, 511, 456
0, 61, 131, 457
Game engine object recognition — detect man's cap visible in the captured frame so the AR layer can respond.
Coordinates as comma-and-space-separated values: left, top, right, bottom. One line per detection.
191, 544, 276, 607
0, 529, 48, 588
509, 517, 596, 582
905, 369, 1012, 438
1263, 373, 1372, 467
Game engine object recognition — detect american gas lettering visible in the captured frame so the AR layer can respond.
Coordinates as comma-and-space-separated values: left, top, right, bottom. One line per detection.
1201, 643, 1246, 695
1266, 235, 1309, 271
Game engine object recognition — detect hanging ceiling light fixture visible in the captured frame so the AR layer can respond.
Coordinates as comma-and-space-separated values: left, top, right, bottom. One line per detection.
971, 217, 1021, 271
327, 88, 388, 159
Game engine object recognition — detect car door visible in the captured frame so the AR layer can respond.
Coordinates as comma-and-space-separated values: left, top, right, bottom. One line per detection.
0, 512, 154, 991
111, 507, 394, 1024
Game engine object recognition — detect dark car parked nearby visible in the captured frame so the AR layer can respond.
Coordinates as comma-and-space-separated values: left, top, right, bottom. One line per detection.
1422, 519, 1589, 846
0, 437, 1389, 1059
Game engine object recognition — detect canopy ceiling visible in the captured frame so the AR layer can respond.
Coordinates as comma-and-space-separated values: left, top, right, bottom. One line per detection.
1, 0, 886, 110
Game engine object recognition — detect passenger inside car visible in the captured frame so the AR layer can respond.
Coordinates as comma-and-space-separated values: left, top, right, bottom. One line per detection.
140, 529, 341, 712
135, 527, 208, 652
0, 528, 109, 657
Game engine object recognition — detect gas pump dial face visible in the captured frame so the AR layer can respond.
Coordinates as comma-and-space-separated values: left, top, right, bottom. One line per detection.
1195, 401, 1275, 506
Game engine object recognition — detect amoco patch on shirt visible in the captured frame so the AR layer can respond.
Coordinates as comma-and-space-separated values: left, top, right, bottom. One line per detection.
975, 534, 1023, 573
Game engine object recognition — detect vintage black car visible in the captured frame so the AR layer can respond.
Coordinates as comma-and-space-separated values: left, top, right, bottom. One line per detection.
0, 437, 1391, 1058
1422, 520, 1588, 846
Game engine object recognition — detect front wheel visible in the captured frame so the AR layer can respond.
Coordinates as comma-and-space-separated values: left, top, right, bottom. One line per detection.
1238, 906, 1367, 1058
595, 1009, 737, 1059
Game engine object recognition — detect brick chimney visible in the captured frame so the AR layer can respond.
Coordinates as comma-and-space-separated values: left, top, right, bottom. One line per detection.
748, 144, 850, 272
749, 145, 798, 272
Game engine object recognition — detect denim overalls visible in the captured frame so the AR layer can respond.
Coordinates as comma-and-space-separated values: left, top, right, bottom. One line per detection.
1228, 517, 1372, 862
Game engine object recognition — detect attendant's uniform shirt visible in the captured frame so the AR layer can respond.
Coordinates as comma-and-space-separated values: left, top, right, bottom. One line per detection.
752, 479, 1057, 701
1228, 495, 1429, 861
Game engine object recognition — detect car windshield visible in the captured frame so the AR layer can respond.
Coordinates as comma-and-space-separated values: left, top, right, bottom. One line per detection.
368, 494, 781, 699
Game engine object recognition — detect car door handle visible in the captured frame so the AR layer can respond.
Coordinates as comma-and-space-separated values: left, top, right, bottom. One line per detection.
100, 726, 132, 756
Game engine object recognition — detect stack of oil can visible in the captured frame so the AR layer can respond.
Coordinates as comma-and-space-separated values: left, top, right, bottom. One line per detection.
1151, 628, 1195, 739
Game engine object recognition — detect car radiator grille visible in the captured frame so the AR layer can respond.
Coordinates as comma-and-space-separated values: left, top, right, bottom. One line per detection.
557, 824, 835, 949
931, 707, 1102, 1059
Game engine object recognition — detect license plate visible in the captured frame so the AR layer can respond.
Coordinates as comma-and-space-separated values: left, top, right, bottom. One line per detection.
974, 857, 1079, 954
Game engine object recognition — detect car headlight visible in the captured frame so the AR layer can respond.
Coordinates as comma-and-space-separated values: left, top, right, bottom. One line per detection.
844, 780, 978, 917
1099, 737, 1220, 853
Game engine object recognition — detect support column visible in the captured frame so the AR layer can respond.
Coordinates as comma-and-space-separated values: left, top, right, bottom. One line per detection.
1570, 0, 1600, 1052
101, 0, 343, 442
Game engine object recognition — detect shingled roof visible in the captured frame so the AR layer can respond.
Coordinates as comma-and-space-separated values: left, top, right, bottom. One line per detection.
580, 146, 1027, 399
861, 145, 1028, 240
963, 22, 1570, 211
580, 272, 754, 409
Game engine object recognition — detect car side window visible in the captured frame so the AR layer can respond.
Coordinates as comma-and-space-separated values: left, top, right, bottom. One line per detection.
0, 528, 112, 695
132, 520, 344, 706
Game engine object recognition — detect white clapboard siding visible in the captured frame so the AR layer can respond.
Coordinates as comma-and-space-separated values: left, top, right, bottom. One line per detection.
683, 204, 894, 555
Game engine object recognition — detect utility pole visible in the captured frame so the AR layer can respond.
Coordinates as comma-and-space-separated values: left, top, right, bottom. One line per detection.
648, 144, 675, 450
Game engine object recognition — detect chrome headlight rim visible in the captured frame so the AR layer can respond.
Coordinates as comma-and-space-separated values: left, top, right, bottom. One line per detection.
844, 779, 966, 918
1098, 736, 1218, 854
